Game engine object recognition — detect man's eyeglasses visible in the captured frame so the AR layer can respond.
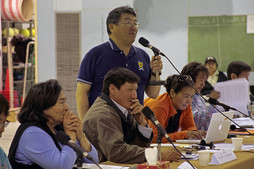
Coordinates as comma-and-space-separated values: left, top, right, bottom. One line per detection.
0, 120, 9, 128
118, 21, 140, 28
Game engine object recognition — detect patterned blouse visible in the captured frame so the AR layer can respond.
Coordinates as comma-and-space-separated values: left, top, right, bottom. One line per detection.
191, 94, 217, 130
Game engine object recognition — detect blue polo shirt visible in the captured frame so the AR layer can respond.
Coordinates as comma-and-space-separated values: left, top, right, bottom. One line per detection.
77, 38, 151, 107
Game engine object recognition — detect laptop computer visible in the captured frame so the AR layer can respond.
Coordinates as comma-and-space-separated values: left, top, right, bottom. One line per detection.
176, 111, 235, 144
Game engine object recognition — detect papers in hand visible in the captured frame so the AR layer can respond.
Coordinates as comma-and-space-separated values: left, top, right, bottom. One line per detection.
214, 78, 249, 115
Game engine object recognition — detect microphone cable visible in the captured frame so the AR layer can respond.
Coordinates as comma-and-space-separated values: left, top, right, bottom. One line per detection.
142, 107, 196, 169
139, 37, 254, 136
55, 131, 102, 169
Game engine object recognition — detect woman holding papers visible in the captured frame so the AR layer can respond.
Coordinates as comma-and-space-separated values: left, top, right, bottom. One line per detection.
144, 75, 206, 142
8, 80, 98, 169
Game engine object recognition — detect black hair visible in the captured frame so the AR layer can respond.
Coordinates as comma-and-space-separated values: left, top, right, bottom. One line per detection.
164, 74, 194, 94
0, 94, 9, 117
180, 62, 208, 83
18, 79, 62, 124
227, 61, 251, 80
106, 6, 136, 35
102, 67, 140, 96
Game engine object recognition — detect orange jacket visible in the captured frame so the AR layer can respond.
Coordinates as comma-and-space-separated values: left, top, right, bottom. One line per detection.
144, 93, 197, 143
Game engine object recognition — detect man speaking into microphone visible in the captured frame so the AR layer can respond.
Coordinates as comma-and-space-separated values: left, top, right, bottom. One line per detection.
84, 68, 181, 164
76, 6, 162, 121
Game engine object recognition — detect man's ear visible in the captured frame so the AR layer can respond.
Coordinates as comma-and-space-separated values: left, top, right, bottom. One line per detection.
108, 23, 115, 34
230, 73, 238, 80
109, 84, 117, 96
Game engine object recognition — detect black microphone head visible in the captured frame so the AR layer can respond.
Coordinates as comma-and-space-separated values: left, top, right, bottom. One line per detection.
208, 97, 218, 105
138, 37, 150, 47
142, 106, 155, 120
55, 131, 71, 145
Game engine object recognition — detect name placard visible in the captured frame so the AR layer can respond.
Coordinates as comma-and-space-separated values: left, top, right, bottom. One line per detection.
210, 149, 237, 165
177, 161, 197, 169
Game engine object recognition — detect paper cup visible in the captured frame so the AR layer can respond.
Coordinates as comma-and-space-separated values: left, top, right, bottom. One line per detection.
198, 150, 210, 166
232, 138, 243, 151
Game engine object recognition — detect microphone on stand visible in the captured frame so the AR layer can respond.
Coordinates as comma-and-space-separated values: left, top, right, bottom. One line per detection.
208, 98, 237, 111
208, 97, 254, 121
142, 106, 196, 169
55, 131, 102, 169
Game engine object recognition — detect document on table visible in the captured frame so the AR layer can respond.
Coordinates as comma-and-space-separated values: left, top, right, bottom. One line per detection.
214, 78, 250, 115
232, 117, 254, 128
214, 143, 254, 151
80, 163, 133, 169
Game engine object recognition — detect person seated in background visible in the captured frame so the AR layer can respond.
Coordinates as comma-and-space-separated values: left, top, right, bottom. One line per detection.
144, 75, 206, 142
8, 80, 98, 169
227, 61, 253, 101
201, 56, 227, 96
84, 67, 181, 164
0, 94, 12, 169
181, 62, 219, 130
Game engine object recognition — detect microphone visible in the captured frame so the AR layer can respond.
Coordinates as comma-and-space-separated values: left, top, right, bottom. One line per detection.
208, 98, 237, 111
138, 37, 165, 56
55, 131, 93, 161
148, 80, 166, 86
142, 106, 173, 144
142, 106, 195, 169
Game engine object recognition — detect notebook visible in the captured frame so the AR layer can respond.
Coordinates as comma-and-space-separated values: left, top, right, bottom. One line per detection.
176, 111, 235, 144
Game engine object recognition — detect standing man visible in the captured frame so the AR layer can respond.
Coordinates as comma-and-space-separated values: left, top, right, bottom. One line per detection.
76, 6, 162, 121
83, 67, 180, 163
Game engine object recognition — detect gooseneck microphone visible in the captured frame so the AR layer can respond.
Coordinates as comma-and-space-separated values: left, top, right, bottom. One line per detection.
142, 106, 196, 169
208, 98, 236, 111
55, 131, 102, 169
138, 37, 165, 56
208, 97, 254, 121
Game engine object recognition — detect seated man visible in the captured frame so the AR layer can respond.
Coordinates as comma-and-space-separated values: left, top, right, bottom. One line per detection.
83, 67, 181, 164
227, 61, 253, 101
144, 75, 206, 142
201, 56, 227, 96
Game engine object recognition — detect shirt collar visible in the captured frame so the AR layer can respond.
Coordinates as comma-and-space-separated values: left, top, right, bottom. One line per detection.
110, 98, 129, 118
108, 38, 137, 55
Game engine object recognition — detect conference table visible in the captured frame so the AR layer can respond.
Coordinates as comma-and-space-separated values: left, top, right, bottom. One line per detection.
102, 136, 254, 169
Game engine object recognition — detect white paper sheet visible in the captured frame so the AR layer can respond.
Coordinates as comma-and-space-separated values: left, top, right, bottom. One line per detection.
214, 78, 250, 115
80, 163, 131, 169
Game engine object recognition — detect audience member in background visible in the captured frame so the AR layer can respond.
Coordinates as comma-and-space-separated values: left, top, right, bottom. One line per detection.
76, 6, 162, 121
181, 62, 218, 130
201, 56, 227, 96
227, 61, 254, 101
144, 75, 206, 142
84, 67, 181, 164
8, 80, 98, 169
0, 94, 12, 169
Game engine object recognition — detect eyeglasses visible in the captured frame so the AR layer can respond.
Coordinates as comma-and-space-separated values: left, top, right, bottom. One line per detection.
171, 75, 194, 90
0, 120, 9, 128
118, 21, 140, 28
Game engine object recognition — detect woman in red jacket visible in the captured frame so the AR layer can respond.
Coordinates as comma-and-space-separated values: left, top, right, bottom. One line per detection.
144, 75, 206, 143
